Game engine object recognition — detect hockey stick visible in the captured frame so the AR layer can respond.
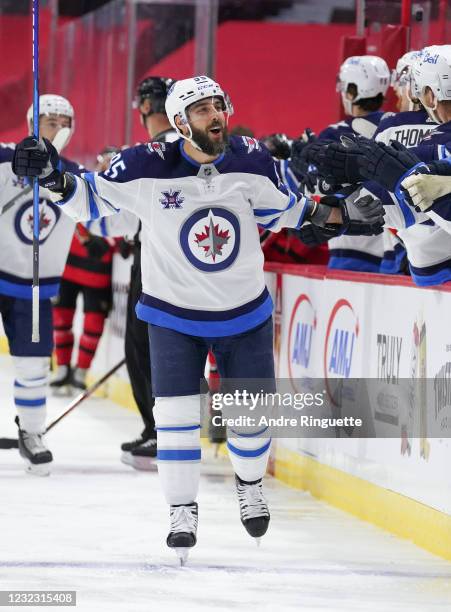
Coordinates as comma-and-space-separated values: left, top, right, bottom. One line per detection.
0, 358, 126, 448
31, 0, 40, 343
0, 438, 19, 449
46, 358, 126, 432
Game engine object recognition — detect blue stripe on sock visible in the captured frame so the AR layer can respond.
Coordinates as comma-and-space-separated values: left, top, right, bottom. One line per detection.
157, 448, 201, 461
15, 398, 46, 407
227, 439, 271, 458
156, 425, 201, 432
229, 426, 269, 438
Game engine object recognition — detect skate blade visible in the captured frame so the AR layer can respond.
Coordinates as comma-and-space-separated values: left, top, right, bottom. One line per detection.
120, 451, 134, 466
24, 461, 51, 477
175, 547, 189, 566
50, 385, 73, 398
130, 456, 158, 472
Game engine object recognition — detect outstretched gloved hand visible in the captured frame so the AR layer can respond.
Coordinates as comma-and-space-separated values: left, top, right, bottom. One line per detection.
401, 161, 451, 212
12, 137, 62, 189
356, 139, 424, 192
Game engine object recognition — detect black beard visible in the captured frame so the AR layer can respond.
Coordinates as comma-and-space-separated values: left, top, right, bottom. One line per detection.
190, 125, 229, 156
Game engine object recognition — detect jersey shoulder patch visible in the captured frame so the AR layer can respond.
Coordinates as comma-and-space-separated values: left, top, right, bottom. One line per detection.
101, 141, 180, 182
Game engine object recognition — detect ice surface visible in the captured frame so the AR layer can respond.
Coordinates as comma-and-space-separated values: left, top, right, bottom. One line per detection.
0, 355, 450, 612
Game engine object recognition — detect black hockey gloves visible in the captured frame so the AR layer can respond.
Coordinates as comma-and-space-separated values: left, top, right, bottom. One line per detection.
339, 193, 385, 236
13, 136, 75, 197
306, 140, 364, 186
297, 223, 338, 246
356, 139, 424, 193
303, 193, 385, 244
13, 137, 61, 186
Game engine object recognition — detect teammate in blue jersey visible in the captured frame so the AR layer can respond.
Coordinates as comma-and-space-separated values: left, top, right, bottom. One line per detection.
303, 45, 451, 286
0, 95, 83, 476
297, 55, 391, 272
12, 76, 384, 563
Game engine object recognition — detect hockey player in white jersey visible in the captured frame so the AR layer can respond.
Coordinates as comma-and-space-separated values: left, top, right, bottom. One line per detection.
0, 95, 82, 475
12, 76, 384, 561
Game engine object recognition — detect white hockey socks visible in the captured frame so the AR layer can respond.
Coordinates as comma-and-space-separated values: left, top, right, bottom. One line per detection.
13, 356, 50, 434
227, 425, 271, 482
154, 395, 201, 505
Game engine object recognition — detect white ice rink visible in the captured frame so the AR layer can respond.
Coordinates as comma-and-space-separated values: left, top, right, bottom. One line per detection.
0, 355, 451, 612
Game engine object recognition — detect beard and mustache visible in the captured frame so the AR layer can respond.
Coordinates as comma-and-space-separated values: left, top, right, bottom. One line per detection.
190, 120, 230, 156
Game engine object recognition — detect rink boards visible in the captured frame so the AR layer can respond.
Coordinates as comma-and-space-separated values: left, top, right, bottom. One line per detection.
265, 262, 451, 560
1, 256, 450, 560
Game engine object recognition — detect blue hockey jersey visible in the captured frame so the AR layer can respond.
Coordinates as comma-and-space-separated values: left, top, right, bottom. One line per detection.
318, 112, 385, 273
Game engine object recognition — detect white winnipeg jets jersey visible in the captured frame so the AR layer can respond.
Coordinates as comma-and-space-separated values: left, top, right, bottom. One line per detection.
55, 136, 309, 336
0, 144, 82, 299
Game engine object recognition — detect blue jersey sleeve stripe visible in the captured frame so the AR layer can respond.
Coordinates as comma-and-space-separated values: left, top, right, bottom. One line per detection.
253, 191, 297, 217
257, 218, 278, 229
84, 172, 120, 214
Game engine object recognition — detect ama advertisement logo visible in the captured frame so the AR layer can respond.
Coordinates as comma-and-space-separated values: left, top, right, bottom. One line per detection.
288, 294, 317, 390
324, 299, 359, 381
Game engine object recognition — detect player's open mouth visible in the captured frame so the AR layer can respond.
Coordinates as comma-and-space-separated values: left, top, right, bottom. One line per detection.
209, 126, 222, 136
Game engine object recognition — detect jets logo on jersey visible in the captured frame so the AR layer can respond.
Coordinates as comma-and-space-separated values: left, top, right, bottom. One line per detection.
148, 142, 166, 159
179, 207, 240, 272
15, 199, 61, 245
160, 189, 184, 209
241, 136, 261, 154
195, 215, 230, 262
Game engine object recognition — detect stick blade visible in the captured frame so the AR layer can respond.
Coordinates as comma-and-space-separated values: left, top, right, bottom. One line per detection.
0, 438, 19, 449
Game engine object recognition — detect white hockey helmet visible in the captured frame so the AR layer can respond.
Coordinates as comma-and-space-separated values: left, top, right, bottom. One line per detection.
411, 45, 451, 123
391, 50, 422, 90
165, 76, 233, 149
27, 94, 75, 149
337, 55, 390, 115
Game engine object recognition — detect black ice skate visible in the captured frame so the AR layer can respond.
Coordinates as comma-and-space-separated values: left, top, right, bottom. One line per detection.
129, 438, 157, 471
16, 417, 53, 477
49, 365, 72, 396
71, 367, 87, 391
235, 475, 270, 542
167, 502, 198, 566
120, 432, 152, 466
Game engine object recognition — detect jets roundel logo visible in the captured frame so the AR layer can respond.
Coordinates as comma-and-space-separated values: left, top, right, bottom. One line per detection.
179, 207, 240, 272
15, 199, 61, 246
